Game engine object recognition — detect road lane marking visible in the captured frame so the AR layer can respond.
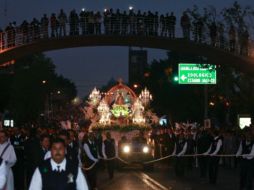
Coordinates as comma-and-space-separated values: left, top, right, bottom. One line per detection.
140, 172, 171, 190
134, 172, 172, 190
134, 172, 160, 190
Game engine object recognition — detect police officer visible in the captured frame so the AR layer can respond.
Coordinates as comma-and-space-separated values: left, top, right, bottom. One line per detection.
165, 128, 175, 166
102, 132, 117, 179
174, 130, 187, 177
10, 128, 25, 190
45, 131, 79, 165
0, 130, 16, 190
185, 129, 196, 171
33, 135, 50, 167
29, 138, 88, 190
24, 128, 41, 187
0, 157, 7, 190
83, 132, 99, 190
197, 127, 212, 178
208, 129, 223, 184
117, 135, 128, 169
236, 129, 254, 190
67, 130, 79, 166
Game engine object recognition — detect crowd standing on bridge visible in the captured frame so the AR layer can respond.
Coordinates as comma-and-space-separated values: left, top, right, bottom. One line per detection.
0, 121, 253, 190
0, 8, 251, 56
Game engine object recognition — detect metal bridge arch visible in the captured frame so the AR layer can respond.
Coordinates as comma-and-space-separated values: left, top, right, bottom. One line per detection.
0, 35, 253, 74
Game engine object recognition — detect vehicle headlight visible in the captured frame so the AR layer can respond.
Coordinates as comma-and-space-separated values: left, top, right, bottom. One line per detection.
143, 146, 149, 153
123, 145, 130, 153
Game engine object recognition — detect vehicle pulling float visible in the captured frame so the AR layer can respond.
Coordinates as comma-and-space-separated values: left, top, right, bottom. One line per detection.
83, 80, 159, 167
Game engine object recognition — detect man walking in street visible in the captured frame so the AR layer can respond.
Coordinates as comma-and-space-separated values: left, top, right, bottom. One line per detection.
29, 138, 88, 190
102, 132, 117, 179
0, 157, 7, 190
0, 130, 16, 190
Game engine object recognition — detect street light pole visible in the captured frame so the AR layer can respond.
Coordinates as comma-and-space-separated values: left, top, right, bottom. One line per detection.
204, 85, 208, 119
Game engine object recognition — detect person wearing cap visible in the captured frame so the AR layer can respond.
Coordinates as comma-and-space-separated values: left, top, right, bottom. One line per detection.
82, 132, 99, 190
236, 129, 254, 190
29, 138, 89, 190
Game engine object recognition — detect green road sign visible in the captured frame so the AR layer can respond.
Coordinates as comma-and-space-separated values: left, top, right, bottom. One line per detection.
178, 63, 216, 84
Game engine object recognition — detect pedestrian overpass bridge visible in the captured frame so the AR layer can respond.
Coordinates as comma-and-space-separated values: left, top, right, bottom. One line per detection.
0, 35, 254, 74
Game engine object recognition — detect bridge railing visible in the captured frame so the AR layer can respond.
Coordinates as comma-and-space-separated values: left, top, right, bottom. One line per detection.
0, 18, 252, 59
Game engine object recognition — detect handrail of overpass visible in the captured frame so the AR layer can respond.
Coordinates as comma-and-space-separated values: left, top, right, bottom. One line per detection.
0, 17, 253, 60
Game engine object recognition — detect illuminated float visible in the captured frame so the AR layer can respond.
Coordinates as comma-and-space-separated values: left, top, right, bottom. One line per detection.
83, 80, 158, 133
84, 80, 158, 165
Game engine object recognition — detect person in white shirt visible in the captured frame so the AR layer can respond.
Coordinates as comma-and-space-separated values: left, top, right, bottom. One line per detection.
83, 132, 99, 190
208, 129, 223, 184
29, 138, 88, 190
173, 131, 188, 177
0, 130, 16, 190
0, 158, 7, 190
236, 129, 254, 190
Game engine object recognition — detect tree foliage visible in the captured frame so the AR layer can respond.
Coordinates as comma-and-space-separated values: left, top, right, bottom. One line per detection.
0, 53, 77, 124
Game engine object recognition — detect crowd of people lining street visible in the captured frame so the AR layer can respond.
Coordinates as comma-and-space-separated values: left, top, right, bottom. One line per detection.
0, 122, 253, 190
0, 8, 251, 56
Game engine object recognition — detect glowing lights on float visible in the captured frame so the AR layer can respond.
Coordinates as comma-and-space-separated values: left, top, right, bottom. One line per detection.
88, 88, 101, 106
139, 88, 152, 107
132, 98, 145, 124
97, 99, 111, 125
85, 81, 157, 129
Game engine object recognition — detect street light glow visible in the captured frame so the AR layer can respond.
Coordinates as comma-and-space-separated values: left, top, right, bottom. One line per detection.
129, 6, 133, 10
209, 101, 215, 106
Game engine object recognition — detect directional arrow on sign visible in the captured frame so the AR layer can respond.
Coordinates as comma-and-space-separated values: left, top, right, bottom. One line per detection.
181, 75, 187, 81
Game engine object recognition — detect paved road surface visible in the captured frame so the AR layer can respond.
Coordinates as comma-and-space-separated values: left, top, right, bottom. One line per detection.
97, 163, 250, 190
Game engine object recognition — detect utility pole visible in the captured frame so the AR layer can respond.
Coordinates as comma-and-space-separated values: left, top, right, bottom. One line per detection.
204, 85, 208, 119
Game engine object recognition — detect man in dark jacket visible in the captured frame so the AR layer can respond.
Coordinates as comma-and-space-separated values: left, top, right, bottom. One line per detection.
102, 132, 117, 179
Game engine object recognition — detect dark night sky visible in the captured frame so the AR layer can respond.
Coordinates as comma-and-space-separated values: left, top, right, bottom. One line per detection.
0, 0, 252, 96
